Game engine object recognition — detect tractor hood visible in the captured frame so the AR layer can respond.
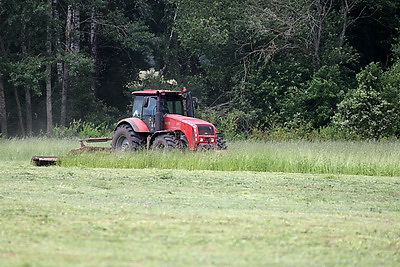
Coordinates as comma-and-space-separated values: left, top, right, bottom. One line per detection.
164, 114, 214, 129
164, 114, 217, 150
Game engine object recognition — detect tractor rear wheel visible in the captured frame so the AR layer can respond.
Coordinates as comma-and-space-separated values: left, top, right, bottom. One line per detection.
151, 134, 177, 151
216, 136, 227, 150
112, 124, 143, 151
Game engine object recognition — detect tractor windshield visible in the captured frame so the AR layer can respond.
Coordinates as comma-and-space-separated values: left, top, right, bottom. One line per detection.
162, 95, 184, 115
132, 94, 184, 119
132, 95, 143, 117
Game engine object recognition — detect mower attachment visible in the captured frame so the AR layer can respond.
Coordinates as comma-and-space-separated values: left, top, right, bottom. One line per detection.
32, 137, 112, 166
31, 156, 59, 166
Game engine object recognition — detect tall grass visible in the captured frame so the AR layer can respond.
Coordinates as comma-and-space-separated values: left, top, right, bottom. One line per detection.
61, 140, 400, 176
0, 137, 78, 162
2, 137, 400, 176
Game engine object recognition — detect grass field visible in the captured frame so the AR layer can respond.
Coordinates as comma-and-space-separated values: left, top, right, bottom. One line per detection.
0, 138, 400, 265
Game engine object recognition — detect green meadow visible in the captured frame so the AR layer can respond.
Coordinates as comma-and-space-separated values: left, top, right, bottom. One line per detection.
0, 138, 399, 266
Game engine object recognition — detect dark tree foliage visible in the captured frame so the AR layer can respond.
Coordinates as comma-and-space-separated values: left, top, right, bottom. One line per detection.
0, 0, 399, 138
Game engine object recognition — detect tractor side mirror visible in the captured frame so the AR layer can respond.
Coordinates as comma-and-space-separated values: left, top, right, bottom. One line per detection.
193, 97, 199, 109
143, 97, 149, 108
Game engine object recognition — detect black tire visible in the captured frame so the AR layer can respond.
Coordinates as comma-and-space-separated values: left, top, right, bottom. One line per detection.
197, 143, 213, 151
177, 135, 188, 149
112, 124, 144, 151
216, 136, 227, 150
151, 134, 177, 151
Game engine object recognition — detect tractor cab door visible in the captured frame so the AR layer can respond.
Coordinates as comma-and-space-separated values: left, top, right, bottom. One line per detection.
142, 96, 157, 132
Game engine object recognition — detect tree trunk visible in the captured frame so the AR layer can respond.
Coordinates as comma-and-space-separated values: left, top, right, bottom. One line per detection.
339, 0, 361, 47
22, 44, 32, 136
60, 5, 73, 128
90, 6, 98, 96
24, 86, 32, 136
60, 61, 68, 128
311, 0, 325, 66
0, 76, 7, 138
71, 7, 80, 53
309, 0, 334, 66
46, 61, 53, 134
13, 86, 25, 135
46, 0, 53, 134
53, 0, 63, 82
339, 0, 349, 47
0, 38, 7, 138
60, 4, 80, 127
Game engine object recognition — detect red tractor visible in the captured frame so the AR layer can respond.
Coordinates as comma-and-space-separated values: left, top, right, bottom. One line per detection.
32, 89, 224, 165
111, 89, 227, 151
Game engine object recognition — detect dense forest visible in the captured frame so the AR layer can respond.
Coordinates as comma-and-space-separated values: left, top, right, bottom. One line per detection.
0, 0, 399, 139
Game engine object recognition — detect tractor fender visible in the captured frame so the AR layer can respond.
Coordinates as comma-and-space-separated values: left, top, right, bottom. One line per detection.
115, 118, 150, 133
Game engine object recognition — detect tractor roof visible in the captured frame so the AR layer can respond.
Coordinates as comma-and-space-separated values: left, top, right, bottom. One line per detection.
131, 89, 183, 95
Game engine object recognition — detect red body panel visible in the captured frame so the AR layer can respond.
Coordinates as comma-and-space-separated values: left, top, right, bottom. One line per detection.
164, 114, 217, 150
132, 89, 183, 95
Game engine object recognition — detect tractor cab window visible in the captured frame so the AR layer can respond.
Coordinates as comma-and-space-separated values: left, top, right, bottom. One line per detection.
162, 95, 184, 115
143, 96, 157, 116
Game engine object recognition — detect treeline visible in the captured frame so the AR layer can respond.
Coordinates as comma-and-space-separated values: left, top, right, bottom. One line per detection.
0, 0, 399, 139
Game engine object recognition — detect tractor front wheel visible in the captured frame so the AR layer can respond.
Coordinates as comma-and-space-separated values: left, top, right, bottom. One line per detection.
216, 136, 227, 150
151, 134, 177, 151
112, 124, 143, 151
177, 135, 188, 149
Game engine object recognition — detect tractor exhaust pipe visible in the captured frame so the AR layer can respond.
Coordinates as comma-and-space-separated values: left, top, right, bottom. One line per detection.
186, 91, 195, 117
155, 92, 163, 131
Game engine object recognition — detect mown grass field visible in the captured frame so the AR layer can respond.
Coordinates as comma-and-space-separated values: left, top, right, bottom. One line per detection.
0, 138, 400, 266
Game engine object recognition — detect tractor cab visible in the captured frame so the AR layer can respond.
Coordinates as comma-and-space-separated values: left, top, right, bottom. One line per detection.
112, 89, 226, 151
131, 90, 188, 132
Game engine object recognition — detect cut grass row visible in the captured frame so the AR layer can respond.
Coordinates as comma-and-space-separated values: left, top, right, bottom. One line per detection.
2, 138, 400, 176
0, 163, 399, 266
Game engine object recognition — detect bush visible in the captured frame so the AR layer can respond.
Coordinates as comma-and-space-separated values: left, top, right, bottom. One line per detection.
250, 124, 361, 141
53, 120, 113, 139
334, 62, 400, 139
198, 107, 258, 140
